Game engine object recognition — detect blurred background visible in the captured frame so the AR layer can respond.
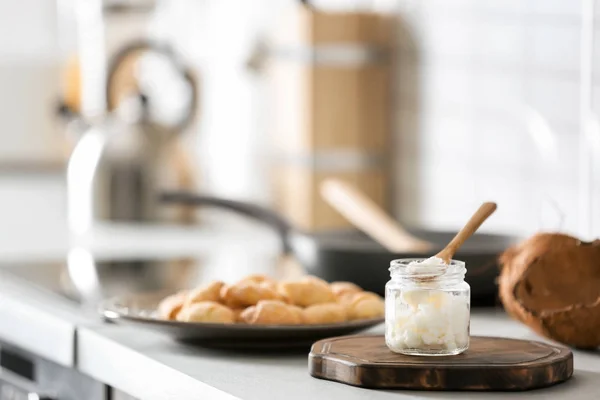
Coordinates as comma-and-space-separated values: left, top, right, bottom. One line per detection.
0, 4, 597, 396
0, 0, 598, 251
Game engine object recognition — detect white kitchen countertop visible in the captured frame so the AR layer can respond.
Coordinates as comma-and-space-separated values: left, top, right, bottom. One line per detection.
75, 310, 600, 400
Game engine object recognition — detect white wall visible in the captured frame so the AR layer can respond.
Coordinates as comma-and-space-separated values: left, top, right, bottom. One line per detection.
393, 0, 599, 239
0, 0, 64, 164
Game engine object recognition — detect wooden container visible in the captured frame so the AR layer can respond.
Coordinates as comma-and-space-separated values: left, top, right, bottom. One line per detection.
268, 7, 394, 231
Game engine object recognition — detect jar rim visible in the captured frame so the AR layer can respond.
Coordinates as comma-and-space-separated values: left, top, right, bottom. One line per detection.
389, 258, 466, 279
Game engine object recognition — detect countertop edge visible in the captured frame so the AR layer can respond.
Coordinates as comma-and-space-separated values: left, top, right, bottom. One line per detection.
0, 272, 90, 367
76, 327, 242, 400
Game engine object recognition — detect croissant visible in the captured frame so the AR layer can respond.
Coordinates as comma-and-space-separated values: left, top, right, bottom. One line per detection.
220, 281, 285, 308
185, 281, 224, 306
303, 303, 347, 324
232, 308, 246, 323
176, 301, 235, 323
157, 291, 187, 320
239, 274, 277, 291
239, 274, 273, 285
341, 292, 385, 320
330, 281, 363, 298
278, 276, 336, 307
240, 300, 303, 325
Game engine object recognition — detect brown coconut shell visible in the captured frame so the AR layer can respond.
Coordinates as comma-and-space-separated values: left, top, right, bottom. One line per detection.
498, 232, 600, 349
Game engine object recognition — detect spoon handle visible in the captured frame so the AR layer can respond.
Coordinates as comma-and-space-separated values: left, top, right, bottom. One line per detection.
436, 202, 497, 263
320, 179, 433, 253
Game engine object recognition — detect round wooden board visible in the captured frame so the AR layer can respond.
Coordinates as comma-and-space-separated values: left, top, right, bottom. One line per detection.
309, 335, 573, 391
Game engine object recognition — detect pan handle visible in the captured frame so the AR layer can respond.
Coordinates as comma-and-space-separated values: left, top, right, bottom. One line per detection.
160, 191, 293, 253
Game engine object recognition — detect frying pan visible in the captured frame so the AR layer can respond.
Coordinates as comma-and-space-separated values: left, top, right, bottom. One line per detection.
160, 192, 519, 302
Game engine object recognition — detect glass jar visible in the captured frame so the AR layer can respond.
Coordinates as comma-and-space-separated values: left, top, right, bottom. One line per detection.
385, 258, 470, 356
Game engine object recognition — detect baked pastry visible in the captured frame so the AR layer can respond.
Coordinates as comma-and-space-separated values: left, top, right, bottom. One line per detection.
330, 281, 363, 298
341, 292, 385, 320
157, 276, 380, 325
232, 308, 246, 323
240, 300, 303, 325
239, 274, 278, 291
277, 276, 336, 307
157, 291, 187, 320
336, 292, 356, 305
220, 281, 285, 308
239, 274, 272, 285
304, 275, 331, 285
185, 281, 224, 306
303, 303, 347, 324
176, 301, 235, 324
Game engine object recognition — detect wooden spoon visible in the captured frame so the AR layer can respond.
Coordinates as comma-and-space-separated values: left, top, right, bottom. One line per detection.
320, 179, 433, 253
435, 202, 498, 264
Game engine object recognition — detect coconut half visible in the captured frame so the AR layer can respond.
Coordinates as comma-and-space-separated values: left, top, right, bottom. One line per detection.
498, 232, 600, 349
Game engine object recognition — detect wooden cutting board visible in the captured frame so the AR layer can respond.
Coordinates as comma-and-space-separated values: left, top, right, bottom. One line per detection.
309, 335, 573, 391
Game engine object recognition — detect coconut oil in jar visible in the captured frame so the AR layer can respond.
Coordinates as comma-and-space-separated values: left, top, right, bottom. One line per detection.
385, 258, 470, 356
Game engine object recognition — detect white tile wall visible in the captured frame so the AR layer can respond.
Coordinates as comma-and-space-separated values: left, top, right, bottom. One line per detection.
393, 0, 598, 238
529, 24, 580, 74
530, 0, 581, 19
475, 22, 526, 64
528, 78, 580, 126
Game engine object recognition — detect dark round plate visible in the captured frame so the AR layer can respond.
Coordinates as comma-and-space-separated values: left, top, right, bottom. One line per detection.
100, 293, 384, 349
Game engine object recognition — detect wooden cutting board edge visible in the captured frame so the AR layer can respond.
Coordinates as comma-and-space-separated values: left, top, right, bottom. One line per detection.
308, 335, 574, 391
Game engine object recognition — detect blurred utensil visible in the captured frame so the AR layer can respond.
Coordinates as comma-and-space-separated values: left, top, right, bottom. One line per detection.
320, 179, 432, 252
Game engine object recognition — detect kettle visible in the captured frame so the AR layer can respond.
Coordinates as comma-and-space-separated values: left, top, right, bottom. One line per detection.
58, 40, 199, 233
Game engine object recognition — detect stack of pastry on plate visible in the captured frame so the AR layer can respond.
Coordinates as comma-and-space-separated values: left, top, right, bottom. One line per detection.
157, 274, 384, 325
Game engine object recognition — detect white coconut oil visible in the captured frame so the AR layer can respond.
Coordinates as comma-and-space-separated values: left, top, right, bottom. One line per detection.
385, 258, 470, 356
